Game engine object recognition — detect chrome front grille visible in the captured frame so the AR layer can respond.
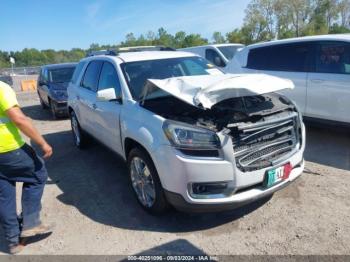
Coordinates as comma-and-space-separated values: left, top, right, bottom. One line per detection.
231, 111, 299, 172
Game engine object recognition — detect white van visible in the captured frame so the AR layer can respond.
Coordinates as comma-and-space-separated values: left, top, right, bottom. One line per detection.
226, 34, 350, 124
180, 44, 244, 68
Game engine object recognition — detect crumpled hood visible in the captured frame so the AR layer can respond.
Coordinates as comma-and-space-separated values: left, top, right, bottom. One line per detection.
147, 74, 294, 109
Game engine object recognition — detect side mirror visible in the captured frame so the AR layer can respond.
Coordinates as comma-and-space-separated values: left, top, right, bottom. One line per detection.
214, 56, 225, 67
38, 80, 46, 86
97, 88, 121, 102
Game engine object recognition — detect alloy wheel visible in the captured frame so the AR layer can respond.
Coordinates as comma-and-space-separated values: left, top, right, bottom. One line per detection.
130, 157, 156, 208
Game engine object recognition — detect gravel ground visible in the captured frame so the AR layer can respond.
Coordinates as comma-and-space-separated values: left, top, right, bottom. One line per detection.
0, 91, 349, 255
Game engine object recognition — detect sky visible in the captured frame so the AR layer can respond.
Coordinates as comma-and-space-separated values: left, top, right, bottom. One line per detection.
0, 0, 249, 52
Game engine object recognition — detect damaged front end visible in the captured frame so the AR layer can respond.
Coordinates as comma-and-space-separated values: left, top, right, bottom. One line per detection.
140, 74, 303, 172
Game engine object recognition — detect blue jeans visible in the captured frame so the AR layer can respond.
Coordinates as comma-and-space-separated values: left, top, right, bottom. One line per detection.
0, 144, 47, 245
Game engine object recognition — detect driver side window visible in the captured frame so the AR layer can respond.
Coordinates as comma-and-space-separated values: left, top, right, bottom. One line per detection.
41, 69, 48, 83
98, 62, 122, 98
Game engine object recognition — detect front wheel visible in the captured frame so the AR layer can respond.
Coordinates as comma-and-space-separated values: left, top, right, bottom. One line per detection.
39, 94, 48, 109
50, 100, 59, 119
127, 148, 169, 214
70, 111, 88, 149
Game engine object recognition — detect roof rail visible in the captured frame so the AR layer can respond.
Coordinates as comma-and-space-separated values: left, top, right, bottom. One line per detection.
118, 46, 176, 53
85, 46, 176, 57
86, 50, 117, 57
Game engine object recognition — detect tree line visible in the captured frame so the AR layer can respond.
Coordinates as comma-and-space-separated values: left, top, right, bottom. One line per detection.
1, 0, 349, 69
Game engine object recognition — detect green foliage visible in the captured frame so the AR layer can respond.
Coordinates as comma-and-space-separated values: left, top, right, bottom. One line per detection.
228, 0, 350, 44
0, 51, 11, 68
0, 48, 86, 69
119, 28, 208, 48
329, 23, 350, 32
174, 31, 187, 48
212, 32, 226, 43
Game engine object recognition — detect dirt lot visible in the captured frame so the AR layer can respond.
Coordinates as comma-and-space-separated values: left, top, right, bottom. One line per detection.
0, 91, 349, 255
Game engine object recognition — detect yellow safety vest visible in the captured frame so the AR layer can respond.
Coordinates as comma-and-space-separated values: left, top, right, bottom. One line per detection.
0, 81, 25, 153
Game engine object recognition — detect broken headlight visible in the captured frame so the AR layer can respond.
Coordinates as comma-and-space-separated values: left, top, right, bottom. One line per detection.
163, 120, 221, 150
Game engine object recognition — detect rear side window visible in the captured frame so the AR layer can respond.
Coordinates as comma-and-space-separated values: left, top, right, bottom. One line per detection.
81, 61, 103, 92
71, 61, 86, 84
98, 62, 122, 98
247, 43, 311, 72
316, 41, 350, 74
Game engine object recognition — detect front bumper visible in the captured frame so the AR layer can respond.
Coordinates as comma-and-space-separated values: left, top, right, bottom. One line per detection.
51, 99, 68, 115
151, 123, 306, 212
164, 160, 304, 212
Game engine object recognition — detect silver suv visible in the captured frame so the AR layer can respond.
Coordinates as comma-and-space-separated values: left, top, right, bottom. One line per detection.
67, 49, 305, 214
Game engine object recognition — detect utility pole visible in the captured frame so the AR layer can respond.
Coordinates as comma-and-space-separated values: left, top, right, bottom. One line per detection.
9, 57, 15, 76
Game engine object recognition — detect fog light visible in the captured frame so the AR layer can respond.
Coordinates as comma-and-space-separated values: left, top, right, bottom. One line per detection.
192, 182, 229, 195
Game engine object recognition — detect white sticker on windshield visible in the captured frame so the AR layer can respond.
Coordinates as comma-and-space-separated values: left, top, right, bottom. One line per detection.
206, 68, 222, 75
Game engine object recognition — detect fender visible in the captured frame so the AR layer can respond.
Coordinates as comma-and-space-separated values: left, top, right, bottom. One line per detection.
120, 101, 167, 160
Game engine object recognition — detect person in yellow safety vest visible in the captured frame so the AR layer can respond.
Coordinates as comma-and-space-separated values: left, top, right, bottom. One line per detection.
0, 81, 53, 254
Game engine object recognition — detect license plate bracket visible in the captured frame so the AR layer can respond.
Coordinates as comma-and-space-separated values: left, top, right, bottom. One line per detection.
263, 163, 292, 188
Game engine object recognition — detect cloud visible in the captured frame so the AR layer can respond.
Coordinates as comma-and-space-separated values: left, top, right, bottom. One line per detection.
86, 2, 101, 20
83, 0, 248, 40
141, 0, 247, 38
84, 1, 135, 31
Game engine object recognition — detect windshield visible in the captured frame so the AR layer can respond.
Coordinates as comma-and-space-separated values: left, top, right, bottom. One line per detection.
49, 67, 76, 83
121, 56, 223, 100
217, 46, 242, 60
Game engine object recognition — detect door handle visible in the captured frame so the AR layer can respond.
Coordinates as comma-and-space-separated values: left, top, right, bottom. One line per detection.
310, 79, 324, 84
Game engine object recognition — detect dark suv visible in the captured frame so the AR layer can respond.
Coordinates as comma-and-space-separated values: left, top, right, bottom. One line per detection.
37, 63, 76, 118
0, 75, 13, 87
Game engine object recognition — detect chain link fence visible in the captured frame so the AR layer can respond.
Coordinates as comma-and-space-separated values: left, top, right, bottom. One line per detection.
0, 66, 40, 91
0, 66, 41, 76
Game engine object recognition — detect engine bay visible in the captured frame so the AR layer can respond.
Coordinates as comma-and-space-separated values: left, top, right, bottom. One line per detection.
141, 92, 296, 132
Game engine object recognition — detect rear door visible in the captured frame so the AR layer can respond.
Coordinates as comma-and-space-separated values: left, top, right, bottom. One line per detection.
94, 61, 123, 154
306, 41, 350, 122
245, 43, 312, 114
76, 60, 103, 134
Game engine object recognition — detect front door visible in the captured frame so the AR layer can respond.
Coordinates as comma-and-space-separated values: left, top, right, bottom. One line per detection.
94, 61, 123, 154
38, 68, 50, 104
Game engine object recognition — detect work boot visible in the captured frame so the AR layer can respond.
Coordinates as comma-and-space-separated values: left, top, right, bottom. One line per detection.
20, 223, 53, 238
8, 243, 25, 255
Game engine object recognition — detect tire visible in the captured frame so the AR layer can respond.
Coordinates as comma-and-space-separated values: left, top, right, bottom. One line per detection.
50, 100, 59, 119
70, 111, 88, 149
39, 94, 48, 109
127, 147, 169, 214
